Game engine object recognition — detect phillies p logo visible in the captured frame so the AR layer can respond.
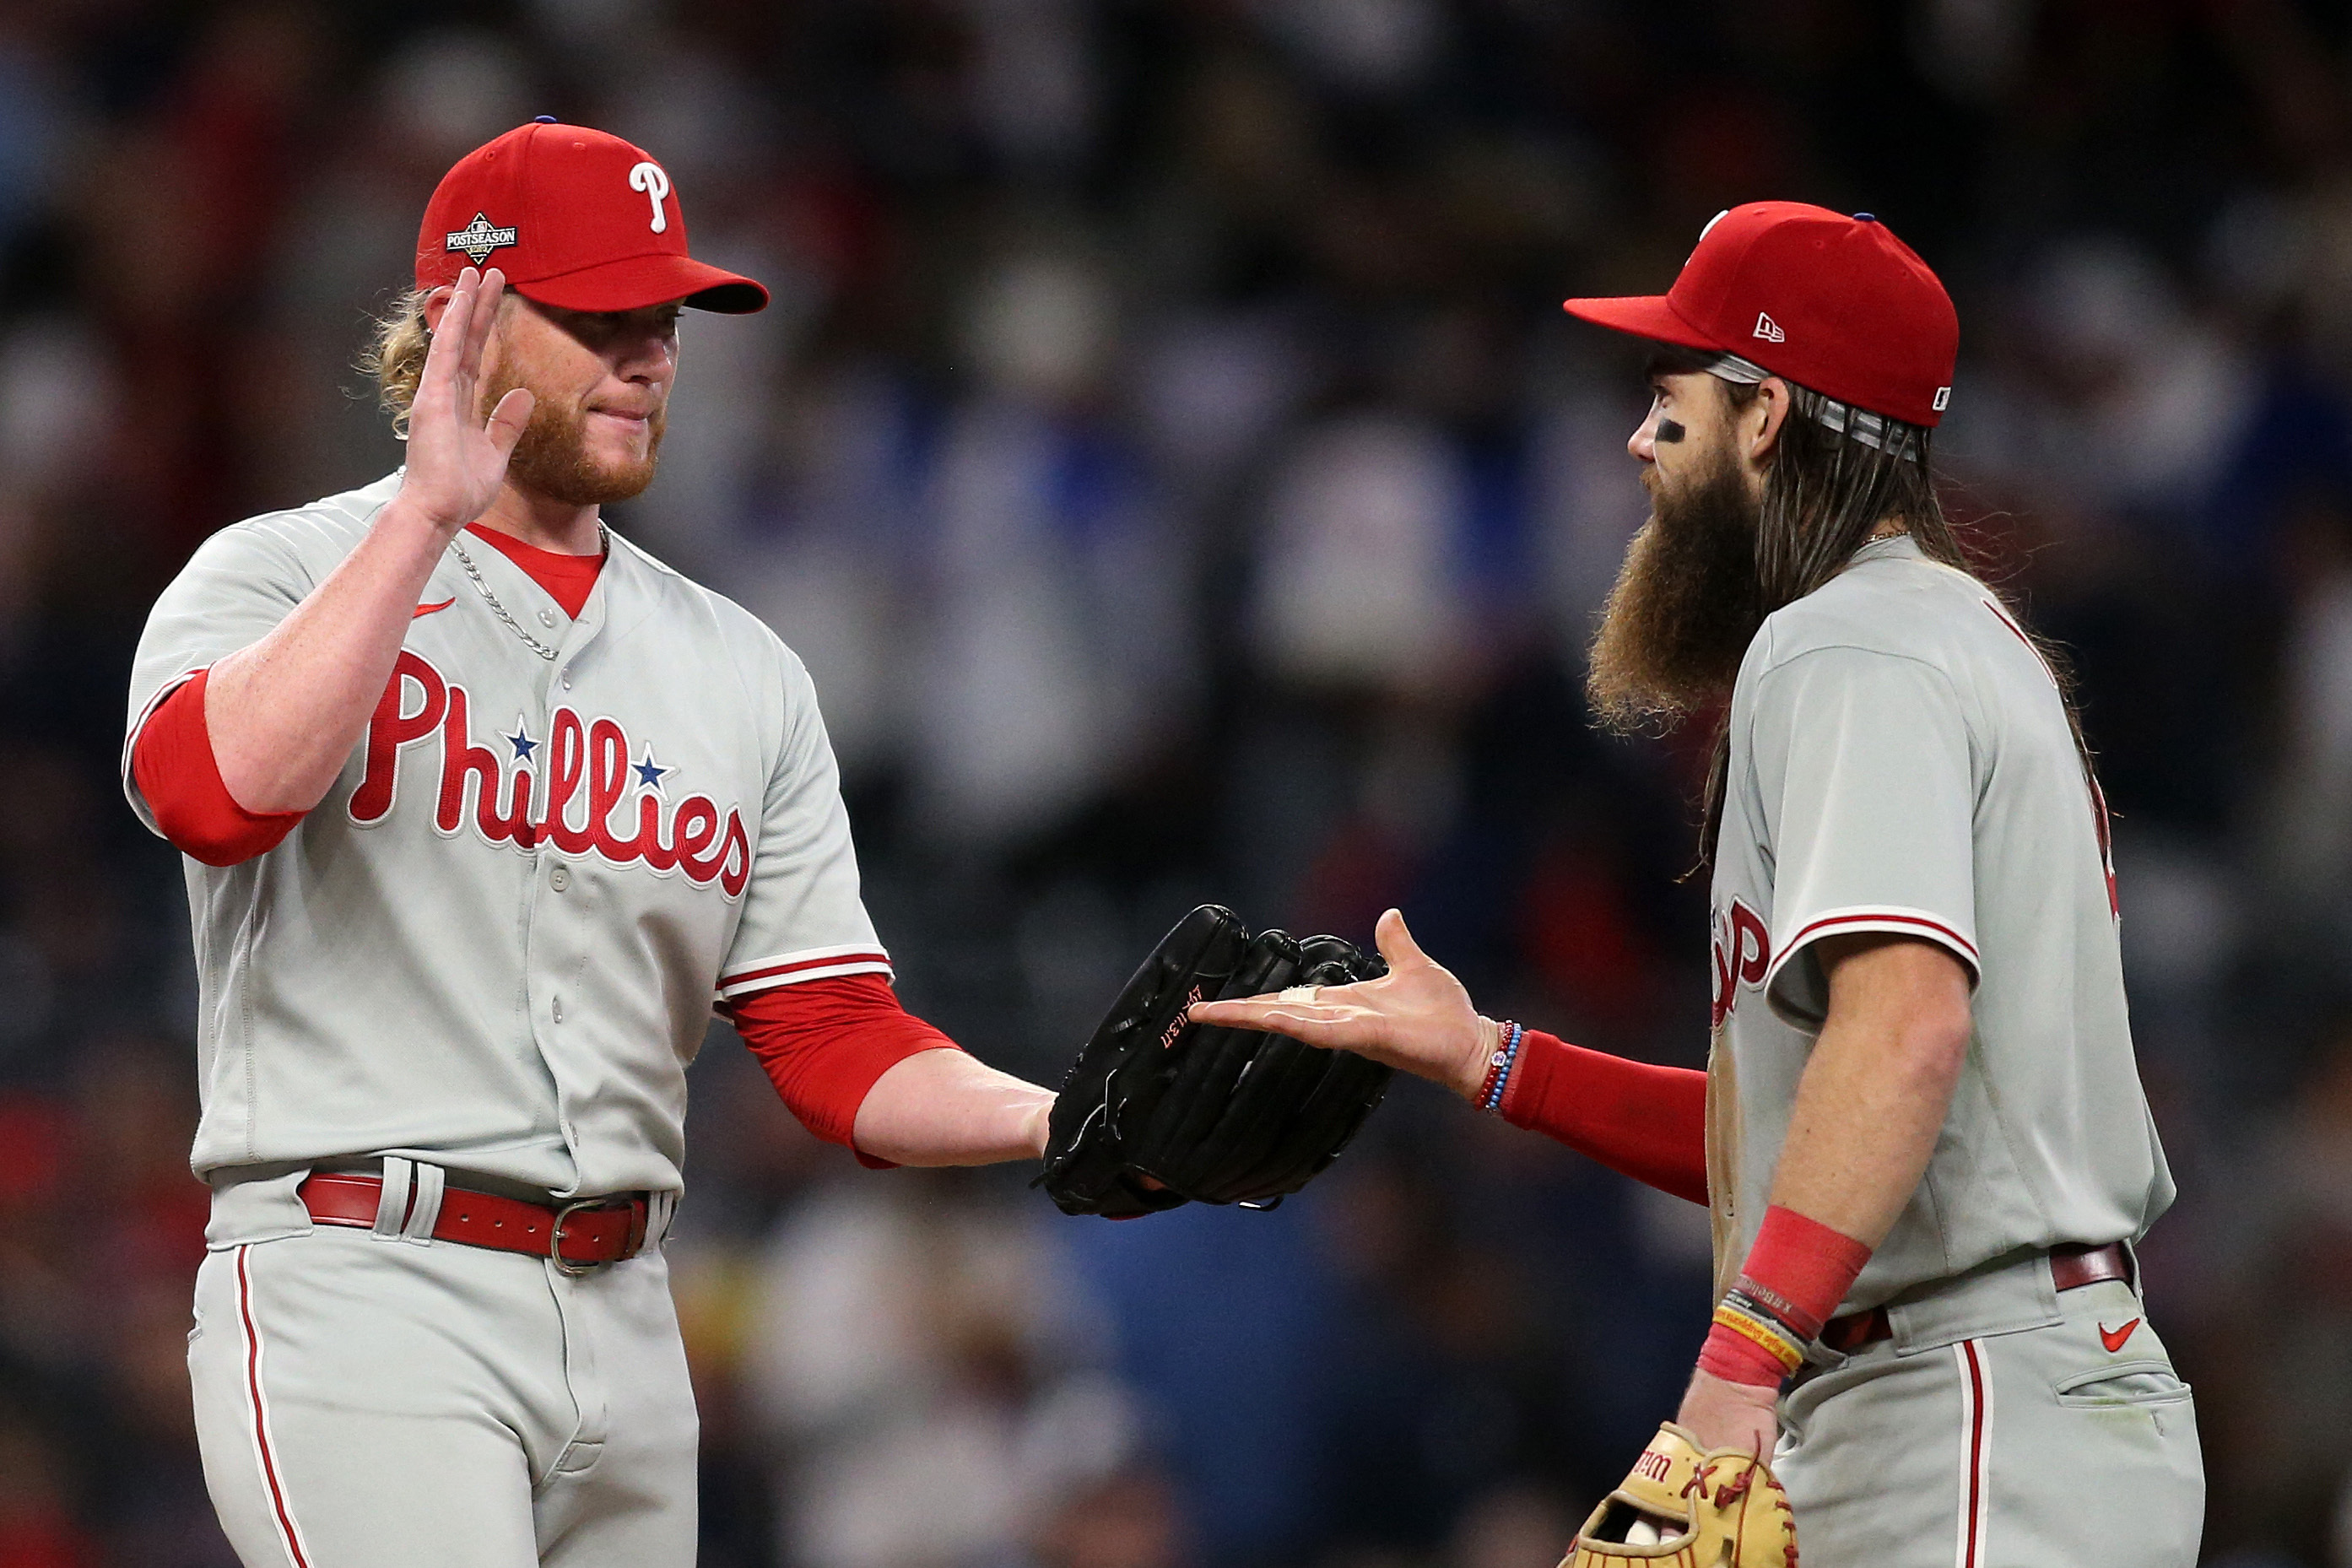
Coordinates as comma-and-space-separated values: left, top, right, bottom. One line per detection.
629, 162, 671, 233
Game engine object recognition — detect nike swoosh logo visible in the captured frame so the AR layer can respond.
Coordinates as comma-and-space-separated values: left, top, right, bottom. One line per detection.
413, 598, 456, 619
2098, 1317, 2142, 1353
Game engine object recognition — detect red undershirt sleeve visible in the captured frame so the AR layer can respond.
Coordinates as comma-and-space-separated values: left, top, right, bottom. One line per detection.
1498, 1030, 1711, 1206
131, 670, 308, 867
132, 534, 603, 870
725, 973, 965, 1169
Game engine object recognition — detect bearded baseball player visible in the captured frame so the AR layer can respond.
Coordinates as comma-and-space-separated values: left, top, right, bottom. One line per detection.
1194, 203, 2204, 1566
122, 121, 1062, 1567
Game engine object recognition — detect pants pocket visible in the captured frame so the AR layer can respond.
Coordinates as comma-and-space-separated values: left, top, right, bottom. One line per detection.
2053, 1359, 2194, 1408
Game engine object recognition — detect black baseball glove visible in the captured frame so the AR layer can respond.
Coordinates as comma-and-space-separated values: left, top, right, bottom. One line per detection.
1037, 905, 1395, 1219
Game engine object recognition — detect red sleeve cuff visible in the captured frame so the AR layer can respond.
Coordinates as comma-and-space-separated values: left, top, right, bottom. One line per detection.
132, 670, 306, 866
1499, 1030, 1711, 1206
729, 972, 962, 1166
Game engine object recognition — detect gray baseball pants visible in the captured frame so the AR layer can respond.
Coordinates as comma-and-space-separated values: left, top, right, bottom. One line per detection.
1775, 1249, 2203, 1567
187, 1167, 696, 1568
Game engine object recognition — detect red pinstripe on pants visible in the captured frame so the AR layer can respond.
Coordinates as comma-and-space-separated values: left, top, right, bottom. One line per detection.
235, 1245, 314, 1568
1954, 1338, 1993, 1568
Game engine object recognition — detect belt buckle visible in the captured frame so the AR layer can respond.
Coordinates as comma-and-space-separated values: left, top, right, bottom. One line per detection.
549, 1198, 610, 1277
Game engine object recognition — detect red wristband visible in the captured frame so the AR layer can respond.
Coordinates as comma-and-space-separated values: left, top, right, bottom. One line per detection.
1698, 1205, 1873, 1389
1740, 1204, 1873, 1339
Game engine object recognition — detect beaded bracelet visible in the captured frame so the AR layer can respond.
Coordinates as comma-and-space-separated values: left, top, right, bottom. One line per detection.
1477, 1021, 1524, 1112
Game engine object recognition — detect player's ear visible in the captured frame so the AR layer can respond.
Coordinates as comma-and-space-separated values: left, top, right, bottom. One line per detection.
419, 285, 457, 335
1744, 377, 1794, 465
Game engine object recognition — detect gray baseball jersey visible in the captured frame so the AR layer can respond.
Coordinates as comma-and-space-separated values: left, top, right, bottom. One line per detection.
1706, 533, 2175, 1311
123, 470, 889, 1201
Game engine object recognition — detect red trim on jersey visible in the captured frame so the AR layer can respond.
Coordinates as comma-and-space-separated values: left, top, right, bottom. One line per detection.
722, 950, 895, 992
236, 1246, 315, 1568
727, 972, 960, 1169
2087, 769, 2120, 920
1980, 597, 2042, 666
465, 524, 605, 619
1776, 911, 1980, 968
1498, 1030, 1708, 1206
132, 671, 307, 866
1983, 596, 2117, 916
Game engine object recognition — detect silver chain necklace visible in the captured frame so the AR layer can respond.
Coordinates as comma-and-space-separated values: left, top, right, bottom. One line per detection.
447, 523, 609, 662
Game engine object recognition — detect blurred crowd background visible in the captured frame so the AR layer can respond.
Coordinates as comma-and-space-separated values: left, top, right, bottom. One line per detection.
3, 0, 2351, 1565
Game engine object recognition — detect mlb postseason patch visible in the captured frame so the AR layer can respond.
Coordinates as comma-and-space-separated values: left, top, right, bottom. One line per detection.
446, 213, 519, 264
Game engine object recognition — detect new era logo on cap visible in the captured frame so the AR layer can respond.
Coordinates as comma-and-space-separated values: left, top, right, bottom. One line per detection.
446, 213, 518, 265
1560, 202, 1960, 430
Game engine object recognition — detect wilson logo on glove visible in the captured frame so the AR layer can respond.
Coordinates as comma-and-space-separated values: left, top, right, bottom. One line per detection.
1564, 1422, 1798, 1568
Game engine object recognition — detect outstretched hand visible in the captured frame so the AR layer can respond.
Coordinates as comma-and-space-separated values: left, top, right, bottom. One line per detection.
398, 266, 534, 534
1186, 908, 1499, 1101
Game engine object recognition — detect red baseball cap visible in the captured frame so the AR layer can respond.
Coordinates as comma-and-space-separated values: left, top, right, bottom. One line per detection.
415, 119, 767, 314
1563, 203, 1956, 428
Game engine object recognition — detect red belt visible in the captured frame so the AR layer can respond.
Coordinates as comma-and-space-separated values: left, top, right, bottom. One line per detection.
297, 1171, 649, 1274
1819, 1241, 2133, 1354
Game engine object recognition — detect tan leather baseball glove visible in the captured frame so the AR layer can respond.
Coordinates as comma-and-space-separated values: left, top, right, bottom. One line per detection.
1562, 1422, 1798, 1567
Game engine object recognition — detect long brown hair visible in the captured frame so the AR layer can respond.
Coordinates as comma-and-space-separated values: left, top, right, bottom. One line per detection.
1692, 370, 2101, 875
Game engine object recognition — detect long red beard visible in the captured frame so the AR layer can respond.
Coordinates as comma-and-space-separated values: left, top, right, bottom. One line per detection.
480, 376, 665, 508
1586, 449, 1767, 729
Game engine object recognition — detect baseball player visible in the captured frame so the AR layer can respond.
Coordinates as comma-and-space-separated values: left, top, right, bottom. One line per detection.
1194, 203, 2204, 1565
122, 121, 1059, 1568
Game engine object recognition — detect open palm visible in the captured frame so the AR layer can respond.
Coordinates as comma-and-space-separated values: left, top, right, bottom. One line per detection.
399, 266, 535, 533
1187, 908, 1496, 1100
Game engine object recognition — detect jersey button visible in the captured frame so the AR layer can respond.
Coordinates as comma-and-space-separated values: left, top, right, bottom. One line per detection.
550, 865, 570, 891
552, 996, 565, 1022
538, 608, 556, 628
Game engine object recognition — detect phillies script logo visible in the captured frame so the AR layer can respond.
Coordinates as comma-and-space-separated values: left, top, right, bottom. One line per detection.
347, 651, 751, 898
1709, 897, 1770, 1028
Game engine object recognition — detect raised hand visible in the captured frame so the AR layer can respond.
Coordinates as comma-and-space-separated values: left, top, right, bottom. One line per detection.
397, 266, 534, 534
1186, 907, 1499, 1100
